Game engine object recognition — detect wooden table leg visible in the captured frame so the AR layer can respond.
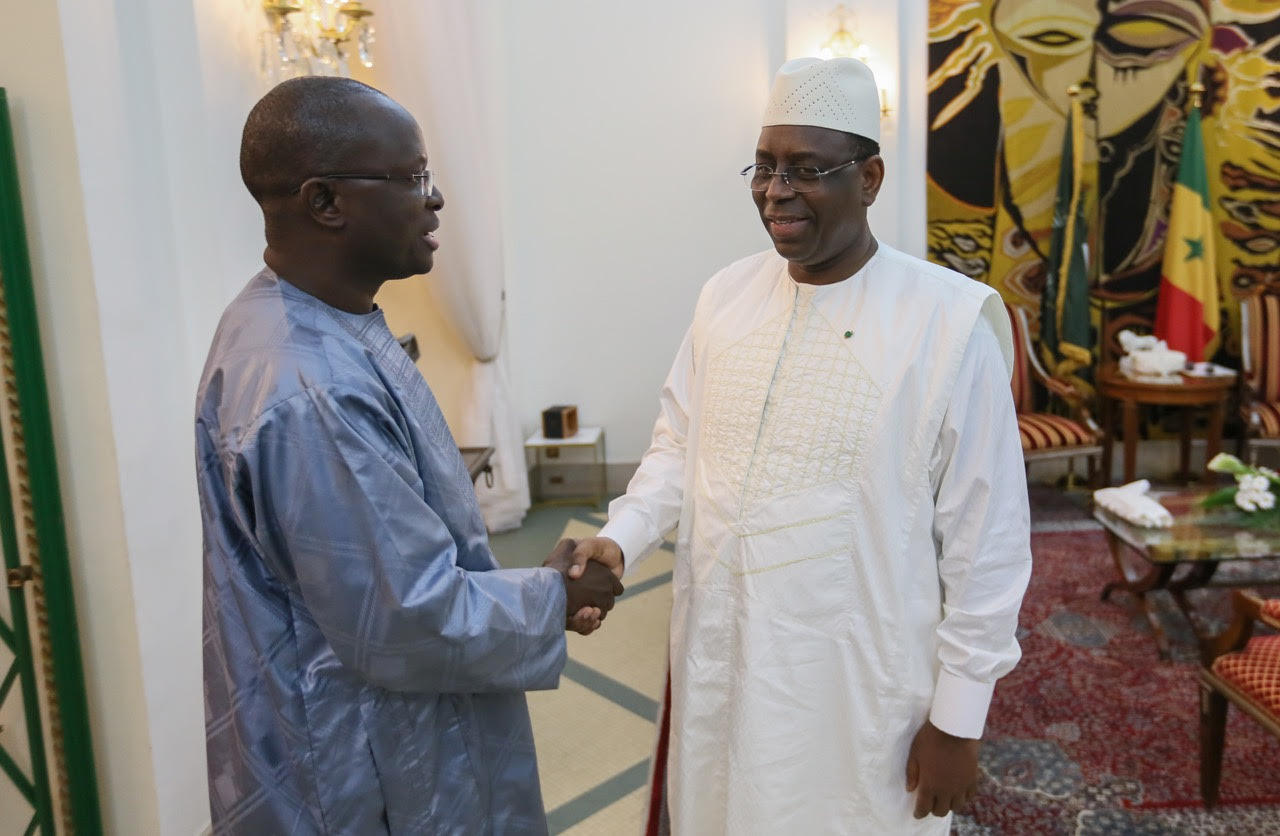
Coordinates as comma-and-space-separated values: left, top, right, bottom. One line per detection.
1204, 401, 1225, 483
1122, 398, 1140, 484
1178, 408, 1193, 482
1100, 395, 1114, 487
1101, 530, 1177, 659
1166, 561, 1220, 594
1168, 562, 1221, 650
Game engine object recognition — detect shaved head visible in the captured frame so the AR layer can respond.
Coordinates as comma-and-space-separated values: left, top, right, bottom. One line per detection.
240, 76, 407, 202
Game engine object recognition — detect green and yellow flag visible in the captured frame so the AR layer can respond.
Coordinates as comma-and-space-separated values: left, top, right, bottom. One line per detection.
1040, 90, 1091, 388
1154, 101, 1218, 362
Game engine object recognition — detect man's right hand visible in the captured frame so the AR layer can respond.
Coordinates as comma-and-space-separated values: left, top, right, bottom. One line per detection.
568, 536, 625, 580
544, 539, 624, 632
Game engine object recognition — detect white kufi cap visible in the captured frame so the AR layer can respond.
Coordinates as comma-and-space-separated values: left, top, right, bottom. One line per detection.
762, 57, 880, 142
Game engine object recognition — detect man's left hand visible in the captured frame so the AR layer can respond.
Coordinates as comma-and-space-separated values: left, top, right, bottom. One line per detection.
904, 720, 980, 819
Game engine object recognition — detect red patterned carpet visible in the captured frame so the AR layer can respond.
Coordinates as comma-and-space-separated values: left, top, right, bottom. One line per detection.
958, 489, 1280, 835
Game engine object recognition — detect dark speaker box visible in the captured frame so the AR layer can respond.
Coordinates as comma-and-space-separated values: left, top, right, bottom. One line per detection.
541, 405, 578, 439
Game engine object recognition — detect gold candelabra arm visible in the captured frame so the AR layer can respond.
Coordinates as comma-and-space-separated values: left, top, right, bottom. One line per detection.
339, 2, 373, 21
319, 3, 373, 44
262, 0, 304, 31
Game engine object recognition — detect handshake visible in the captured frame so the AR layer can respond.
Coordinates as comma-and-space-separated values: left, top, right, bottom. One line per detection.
543, 537, 626, 636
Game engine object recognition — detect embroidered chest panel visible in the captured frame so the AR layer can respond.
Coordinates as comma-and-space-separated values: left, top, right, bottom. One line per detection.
701, 290, 882, 516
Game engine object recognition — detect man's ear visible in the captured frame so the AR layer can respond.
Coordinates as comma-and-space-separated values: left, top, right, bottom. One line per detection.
298, 179, 346, 229
860, 156, 885, 207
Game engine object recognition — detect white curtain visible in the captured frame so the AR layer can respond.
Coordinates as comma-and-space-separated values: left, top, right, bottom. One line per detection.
374, 2, 530, 531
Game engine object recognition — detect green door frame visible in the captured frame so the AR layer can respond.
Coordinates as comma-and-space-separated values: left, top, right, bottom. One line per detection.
0, 88, 103, 835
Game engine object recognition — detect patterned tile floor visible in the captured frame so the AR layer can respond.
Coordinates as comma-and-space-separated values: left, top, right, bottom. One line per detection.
489, 504, 672, 835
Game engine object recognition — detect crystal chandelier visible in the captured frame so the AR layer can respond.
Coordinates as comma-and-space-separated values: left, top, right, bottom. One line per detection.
260, 1, 375, 81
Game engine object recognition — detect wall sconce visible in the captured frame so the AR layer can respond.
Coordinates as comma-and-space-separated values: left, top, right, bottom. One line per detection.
818, 4, 891, 115
819, 4, 870, 63
260, 0, 375, 81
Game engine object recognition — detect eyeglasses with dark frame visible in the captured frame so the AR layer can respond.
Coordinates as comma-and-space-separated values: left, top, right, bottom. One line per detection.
292, 169, 435, 198
740, 157, 868, 193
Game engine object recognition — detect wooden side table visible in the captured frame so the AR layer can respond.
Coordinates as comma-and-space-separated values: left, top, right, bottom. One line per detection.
525, 426, 607, 507
1096, 364, 1236, 485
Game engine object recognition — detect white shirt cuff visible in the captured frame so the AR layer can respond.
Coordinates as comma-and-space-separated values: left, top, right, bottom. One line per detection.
928, 670, 994, 739
596, 512, 653, 580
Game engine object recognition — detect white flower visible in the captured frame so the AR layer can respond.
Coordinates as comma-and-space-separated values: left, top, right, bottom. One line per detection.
1257, 491, 1276, 510
1236, 491, 1259, 512
1260, 466, 1279, 480
1239, 474, 1271, 494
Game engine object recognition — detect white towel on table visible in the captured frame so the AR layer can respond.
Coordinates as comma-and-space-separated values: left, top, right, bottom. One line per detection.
1093, 479, 1174, 528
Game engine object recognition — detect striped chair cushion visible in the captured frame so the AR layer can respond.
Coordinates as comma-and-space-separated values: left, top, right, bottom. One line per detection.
1006, 303, 1034, 414
1243, 293, 1280, 403
1262, 599, 1280, 630
1243, 401, 1280, 438
1018, 413, 1098, 452
1211, 634, 1280, 720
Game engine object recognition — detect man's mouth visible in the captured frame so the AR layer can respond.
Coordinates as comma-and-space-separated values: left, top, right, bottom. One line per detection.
423, 229, 439, 251
766, 217, 810, 239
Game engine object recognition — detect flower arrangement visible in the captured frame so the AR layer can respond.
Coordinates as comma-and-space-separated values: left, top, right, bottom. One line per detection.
1204, 453, 1280, 525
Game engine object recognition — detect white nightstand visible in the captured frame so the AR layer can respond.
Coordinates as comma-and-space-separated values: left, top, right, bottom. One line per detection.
525, 426, 606, 507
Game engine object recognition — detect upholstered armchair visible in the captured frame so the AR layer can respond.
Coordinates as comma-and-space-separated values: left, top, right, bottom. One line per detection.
1006, 303, 1104, 486
1199, 590, 1280, 807
1239, 291, 1280, 460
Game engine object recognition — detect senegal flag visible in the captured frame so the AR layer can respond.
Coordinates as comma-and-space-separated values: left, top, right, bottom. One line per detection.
1154, 105, 1218, 362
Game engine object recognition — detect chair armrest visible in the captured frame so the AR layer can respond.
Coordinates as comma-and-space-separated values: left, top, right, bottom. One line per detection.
1041, 375, 1082, 403
1201, 590, 1264, 665
1009, 304, 1094, 413
1012, 305, 1084, 403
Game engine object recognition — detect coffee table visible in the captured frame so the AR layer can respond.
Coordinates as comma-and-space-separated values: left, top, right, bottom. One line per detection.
1094, 491, 1280, 659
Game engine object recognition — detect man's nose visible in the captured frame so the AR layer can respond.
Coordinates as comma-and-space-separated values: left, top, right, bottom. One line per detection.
427, 187, 444, 211
763, 172, 795, 202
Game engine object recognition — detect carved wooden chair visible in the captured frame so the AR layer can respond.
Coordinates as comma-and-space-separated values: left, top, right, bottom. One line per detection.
1199, 590, 1280, 806
1239, 291, 1280, 461
1007, 303, 1103, 486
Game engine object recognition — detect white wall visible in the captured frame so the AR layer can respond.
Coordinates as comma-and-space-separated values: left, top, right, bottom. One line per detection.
500, 0, 929, 462
501, 0, 784, 462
